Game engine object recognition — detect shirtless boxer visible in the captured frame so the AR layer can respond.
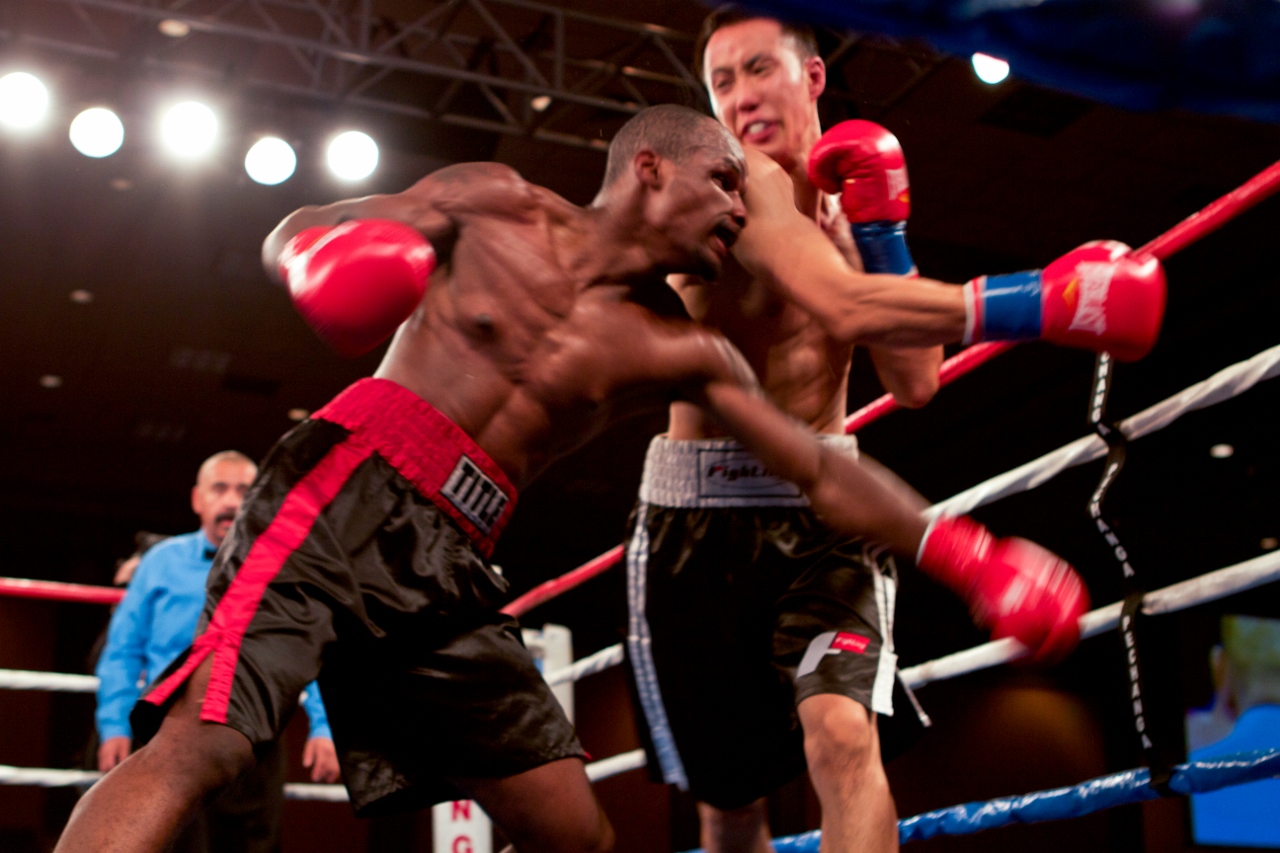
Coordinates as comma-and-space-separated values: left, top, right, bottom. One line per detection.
54, 105, 1088, 853
625, 8, 1164, 853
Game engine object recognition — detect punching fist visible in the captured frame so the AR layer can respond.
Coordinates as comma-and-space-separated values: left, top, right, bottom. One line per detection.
278, 219, 436, 357
917, 515, 1089, 664
808, 119, 915, 275
963, 240, 1166, 361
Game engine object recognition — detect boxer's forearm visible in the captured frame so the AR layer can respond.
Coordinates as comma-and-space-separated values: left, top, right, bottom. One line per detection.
867, 343, 943, 408
734, 217, 967, 346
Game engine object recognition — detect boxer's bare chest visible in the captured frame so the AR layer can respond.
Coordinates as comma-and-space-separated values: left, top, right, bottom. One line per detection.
395, 213, 700, 476
684, 256, 853, 431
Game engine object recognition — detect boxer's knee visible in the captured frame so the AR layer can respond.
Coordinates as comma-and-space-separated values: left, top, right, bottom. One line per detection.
799, 693, 880, 789
137, 660, 256, 796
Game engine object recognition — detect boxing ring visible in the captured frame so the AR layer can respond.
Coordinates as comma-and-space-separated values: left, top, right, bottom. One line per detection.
3, 158, 1279, 850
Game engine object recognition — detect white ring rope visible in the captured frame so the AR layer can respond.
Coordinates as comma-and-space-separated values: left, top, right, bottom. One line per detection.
545, 642, 625, 687
928, 341, 1280, 519
0, 670, 96, 692
0, 748, 649, 801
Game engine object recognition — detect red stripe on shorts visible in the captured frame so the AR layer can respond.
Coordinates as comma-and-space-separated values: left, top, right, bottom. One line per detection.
142, 378, 517, 723
142, 435, 373, 721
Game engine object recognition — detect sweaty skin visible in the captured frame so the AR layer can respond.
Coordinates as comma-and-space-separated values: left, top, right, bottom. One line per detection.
262, 154, 929, 555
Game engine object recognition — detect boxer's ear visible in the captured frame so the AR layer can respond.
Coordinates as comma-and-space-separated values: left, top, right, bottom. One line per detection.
633, 149, 666, 190
804, 54, 826, 101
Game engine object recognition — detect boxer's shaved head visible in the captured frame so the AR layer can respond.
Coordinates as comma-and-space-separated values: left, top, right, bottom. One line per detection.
601, 104, 743, 187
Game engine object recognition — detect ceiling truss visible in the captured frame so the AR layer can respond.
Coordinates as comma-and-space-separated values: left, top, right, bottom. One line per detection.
3, 0, 944, 150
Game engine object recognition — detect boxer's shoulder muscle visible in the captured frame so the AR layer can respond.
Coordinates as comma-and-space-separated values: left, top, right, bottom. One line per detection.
406, 162, 543, 225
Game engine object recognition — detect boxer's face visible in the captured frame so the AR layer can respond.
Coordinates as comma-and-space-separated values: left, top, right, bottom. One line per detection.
191, 459, 256, 546
703, 19, 825, 173
653, 141, 747, 280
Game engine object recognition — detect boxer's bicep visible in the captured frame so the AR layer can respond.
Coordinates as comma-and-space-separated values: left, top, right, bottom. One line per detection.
263, 163, 529, 276
732, 209, 877, 343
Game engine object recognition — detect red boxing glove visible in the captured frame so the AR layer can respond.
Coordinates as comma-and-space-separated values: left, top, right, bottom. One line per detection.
964, 240, 1166, 362
279, 220, 436, 357
1040, 241, 1165, 362
807, 120, 911, 224
917, 515, 1088, 664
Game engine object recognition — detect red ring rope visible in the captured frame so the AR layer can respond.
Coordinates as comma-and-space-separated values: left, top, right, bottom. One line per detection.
0, 578, 124, 606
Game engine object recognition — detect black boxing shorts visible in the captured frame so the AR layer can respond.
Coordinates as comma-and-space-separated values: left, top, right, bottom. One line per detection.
625, 435, 909, 811
134, 378, 584, 816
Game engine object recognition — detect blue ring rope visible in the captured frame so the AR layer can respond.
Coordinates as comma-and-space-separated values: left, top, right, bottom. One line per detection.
679, 749, 1280, 852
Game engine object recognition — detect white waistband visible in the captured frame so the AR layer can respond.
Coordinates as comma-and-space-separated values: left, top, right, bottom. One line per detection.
637, 434, 859, 508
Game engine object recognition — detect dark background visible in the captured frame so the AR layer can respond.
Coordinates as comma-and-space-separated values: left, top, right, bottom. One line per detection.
1, 0, 1278, 850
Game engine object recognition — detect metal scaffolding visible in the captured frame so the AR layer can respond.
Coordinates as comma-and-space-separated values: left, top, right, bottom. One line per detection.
7, 0, 707, 149
3, 0, 944, 150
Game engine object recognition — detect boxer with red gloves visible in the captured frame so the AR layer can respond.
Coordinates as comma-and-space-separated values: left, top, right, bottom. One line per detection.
620, 10, 1119, 853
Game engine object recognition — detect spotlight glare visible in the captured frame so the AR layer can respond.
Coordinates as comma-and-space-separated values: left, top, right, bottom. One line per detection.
1209, 443, 1234, 459
158, 19, 191, 38
0, 71, 51, 130
160, 101, 218, 159
70, 107, 125, 158
530, 95, 552, 112
971, 53, 1011, 85
327, 130, 379, 181
245, 136, 297, 185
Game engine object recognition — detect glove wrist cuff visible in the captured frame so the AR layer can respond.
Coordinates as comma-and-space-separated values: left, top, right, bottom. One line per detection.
849, 221, 917, 276
969, 270, 1044, 342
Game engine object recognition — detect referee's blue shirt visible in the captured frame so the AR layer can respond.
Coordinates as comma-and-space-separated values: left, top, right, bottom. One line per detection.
95, 529, 331, 741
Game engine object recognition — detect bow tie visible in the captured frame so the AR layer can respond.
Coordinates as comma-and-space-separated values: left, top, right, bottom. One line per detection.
204, 548, 218, 560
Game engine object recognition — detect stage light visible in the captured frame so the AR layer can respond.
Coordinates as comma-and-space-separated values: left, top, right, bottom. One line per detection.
158, 19, 191, 38
531, 95, 552, 112
160, 100, 218, 159
1210, 443, 1234, 459
327, 130, 378, 181
69, 107, 124, 158
245, 136, 297, 185
972, 53, 1010, 85
0, 71, 50, 130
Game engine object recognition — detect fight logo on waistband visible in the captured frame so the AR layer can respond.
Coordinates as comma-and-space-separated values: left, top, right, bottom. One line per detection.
442, 456, 509, 535
697, 448, 802, 499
